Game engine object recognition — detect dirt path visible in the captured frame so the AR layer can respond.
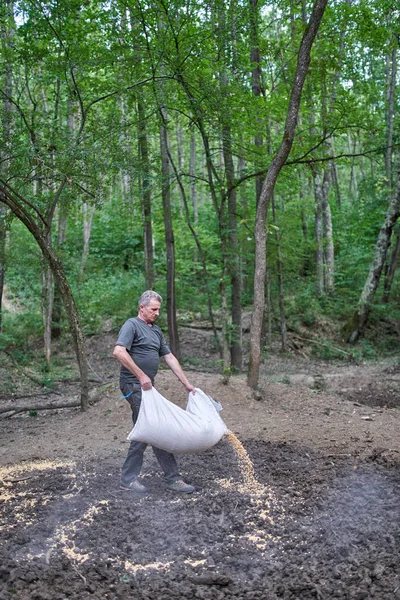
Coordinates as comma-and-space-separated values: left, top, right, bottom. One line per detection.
1, 333, 400, 599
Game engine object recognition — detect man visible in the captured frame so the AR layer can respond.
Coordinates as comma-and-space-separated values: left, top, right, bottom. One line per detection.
113, 290, 196, 494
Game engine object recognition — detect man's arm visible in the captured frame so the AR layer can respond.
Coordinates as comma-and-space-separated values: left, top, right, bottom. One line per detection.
113, 345, 153, 390
163, 353, 195, 393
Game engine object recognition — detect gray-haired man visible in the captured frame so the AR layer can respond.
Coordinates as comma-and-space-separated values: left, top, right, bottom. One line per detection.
113, 290, 196, 494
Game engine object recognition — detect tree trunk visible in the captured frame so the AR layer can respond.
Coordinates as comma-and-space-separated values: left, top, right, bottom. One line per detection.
347, 133, 358, 200
272, 194, 287, 351
382, 224, 400, 303
137, 100, 155, 290
385, 45, 397, 189
382, 41, 397, 296
250, 0, 265, 207
248, 0, 328, 389
322, 179, 334, 294
314, 171, 325, 297
345, 165, 400, 343
175, 115, 184, 218
79, 202, 96, 278
220, 272, 231, 379
42, 257, 54, 365
190, 127, 198, 223
160, 118, 180, 359
330, 136, 341, 208
222, 124, 242, 372
0, 0, 14, 332
0, 184, 89, 409
52, 204, 68, 339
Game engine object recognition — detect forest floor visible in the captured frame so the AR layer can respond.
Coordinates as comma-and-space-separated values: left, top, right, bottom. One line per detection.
0, 325, 400, 599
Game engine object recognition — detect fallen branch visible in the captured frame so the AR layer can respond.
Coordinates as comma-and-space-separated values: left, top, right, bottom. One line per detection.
0, 399, 81, 415
0, 381, 117, 417
0, 391, 62, 401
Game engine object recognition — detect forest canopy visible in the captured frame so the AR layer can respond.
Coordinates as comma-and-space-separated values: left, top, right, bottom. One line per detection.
1, 0, 399, 404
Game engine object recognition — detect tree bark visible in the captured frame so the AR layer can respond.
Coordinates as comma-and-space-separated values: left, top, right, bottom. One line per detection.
52, 204, 68, 339
222, 124, 242, 372
248, 0, 328, 389
313, 171, 325, 297
42, 258, 54, 365
272, 194, 287, 351
0, 1, 14, 332
79, 202, 96, 278
160, 117, 180, 359
385, 45, 397, 189
250, 0, 265, 207
382, 224, 400, 303
345, 165, 400, 343
330, 136, 341, 208
137, 100, 155, 289
190, 127, 198, 223
321, 178, 334, 294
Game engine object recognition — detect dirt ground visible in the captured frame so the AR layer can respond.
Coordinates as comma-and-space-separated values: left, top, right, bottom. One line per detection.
1, 328, 400, 599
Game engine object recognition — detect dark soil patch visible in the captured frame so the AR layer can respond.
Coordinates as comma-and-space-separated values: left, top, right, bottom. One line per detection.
1, 440, 400, 600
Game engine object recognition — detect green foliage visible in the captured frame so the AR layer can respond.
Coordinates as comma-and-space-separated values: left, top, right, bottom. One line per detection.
1, 0, 399, 368
73, 271, 146, 334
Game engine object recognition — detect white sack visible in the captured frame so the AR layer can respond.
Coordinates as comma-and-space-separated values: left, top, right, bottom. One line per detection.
127, 387, 228, 454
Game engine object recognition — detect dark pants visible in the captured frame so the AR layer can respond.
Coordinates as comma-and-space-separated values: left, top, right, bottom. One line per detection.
120, 383, 180, 485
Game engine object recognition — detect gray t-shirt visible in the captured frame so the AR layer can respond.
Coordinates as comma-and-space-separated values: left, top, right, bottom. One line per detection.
115, 317, 170, 384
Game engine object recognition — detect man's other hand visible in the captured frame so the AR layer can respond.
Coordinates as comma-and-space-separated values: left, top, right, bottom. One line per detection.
139, 375, 153, 391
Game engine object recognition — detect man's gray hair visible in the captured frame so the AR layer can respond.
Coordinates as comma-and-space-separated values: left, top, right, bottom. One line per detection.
138, 290, 163, 307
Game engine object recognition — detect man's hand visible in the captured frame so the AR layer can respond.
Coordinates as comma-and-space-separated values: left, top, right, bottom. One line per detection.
186, 383, 196, 394
139, 375, 153, 391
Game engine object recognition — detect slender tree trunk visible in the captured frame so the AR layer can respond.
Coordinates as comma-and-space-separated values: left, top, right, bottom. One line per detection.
313, 172, 325, 297
238, 151, 252, 299
220, 271, 231, 378
222, 124, 242, 372
190, 127, 198, 223
347, 133, 358, 200
248, 0, 328, 389
175, 115, 184, 218
79, 203, 96, 278
345, 165, 400, 343
265, 267, 272, 348
250, 0, 264, 207
160, 116, 180, 358
385, 45, 397, 189
382, 42, 397, 296
137, 100, 155, 289
42, 258, 54, 365
382, 224, 400, 303
0, 1, 14, 332
52, 204, 68, 339
272, 194, 287, 351
321, 170, 334, 294
330, 136, 341, 208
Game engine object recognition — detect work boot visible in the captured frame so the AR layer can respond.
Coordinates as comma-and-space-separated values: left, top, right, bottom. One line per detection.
165, 479, 196, 493
120, 479, 148, 494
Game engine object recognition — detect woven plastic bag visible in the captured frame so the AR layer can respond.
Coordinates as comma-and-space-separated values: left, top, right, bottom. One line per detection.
127, 387, 228, 454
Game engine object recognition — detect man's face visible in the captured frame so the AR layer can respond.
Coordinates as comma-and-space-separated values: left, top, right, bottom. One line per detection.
139, 299, 161, 325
